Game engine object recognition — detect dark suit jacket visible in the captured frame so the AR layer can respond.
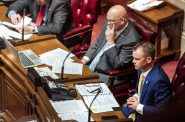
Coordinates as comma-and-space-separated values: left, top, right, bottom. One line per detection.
85, 21, 140, 74
122, 63, 172, 122
7, 0, 72, 37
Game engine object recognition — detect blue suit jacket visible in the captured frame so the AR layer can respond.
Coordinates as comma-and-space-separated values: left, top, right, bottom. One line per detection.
122, 63, 172, 122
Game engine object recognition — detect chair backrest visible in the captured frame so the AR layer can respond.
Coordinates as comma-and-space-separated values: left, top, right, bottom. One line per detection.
171, 52, 185, 92
128, 12, 157, 44
160, 53, 185, 122
70, 0, 102, 28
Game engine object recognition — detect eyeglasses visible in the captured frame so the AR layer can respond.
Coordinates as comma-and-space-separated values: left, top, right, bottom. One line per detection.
107, 17, 124, 23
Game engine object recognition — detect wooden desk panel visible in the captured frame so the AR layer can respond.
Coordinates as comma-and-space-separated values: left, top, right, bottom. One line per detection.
128, 2, 184, 60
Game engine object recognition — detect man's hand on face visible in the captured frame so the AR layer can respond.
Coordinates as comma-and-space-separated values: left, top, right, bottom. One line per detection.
11, 13, 21, 25
105, 24, 116, 46
16, 25, 34, 34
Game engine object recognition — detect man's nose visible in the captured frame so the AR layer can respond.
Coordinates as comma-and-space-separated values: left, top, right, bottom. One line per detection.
132, 59, 135, 63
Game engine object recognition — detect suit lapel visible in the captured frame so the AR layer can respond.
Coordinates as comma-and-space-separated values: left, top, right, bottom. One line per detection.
140, 76, 151, 102
140, 64, 157, 102
45, 0, 52, 23
116, 22, 131, 41
33, 2, 40, 21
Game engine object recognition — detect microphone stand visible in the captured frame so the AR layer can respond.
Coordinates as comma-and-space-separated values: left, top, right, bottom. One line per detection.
88, 88, 101, 122
61, 50, 72, 80
22, 8, 26, 42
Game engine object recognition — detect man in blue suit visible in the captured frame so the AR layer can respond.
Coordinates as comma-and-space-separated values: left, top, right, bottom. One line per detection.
122, 42, 172, 122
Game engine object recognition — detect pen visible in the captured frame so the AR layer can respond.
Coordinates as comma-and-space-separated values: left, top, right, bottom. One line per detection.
89, 88, 100, 93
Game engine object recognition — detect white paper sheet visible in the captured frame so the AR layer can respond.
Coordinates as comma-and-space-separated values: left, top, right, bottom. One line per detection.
2, 16, 32, 29
83, 94, 119, 113
50, 100, 88, 114
75, 83, 111, 96
0, 25, 32, 40
58, 111, 92, 122
52, 61, 83, 75
127, 0, 164, 11
39, 48, 74, 66
50, 100, 93, 122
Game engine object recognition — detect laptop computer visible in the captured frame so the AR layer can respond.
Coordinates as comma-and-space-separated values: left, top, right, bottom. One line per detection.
4, 38, 43, 68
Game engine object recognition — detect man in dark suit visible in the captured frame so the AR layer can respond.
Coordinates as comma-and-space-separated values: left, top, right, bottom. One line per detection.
122, 42, 172, 122
81, 5, 140, 83
7, 0, 72, 39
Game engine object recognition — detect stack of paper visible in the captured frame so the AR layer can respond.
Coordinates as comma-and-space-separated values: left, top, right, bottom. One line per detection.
50, 100, 93, 122
127, 0, 164, 11
0, 16, 33, 40
75, 83, 120, 113
39, 48, 83, 75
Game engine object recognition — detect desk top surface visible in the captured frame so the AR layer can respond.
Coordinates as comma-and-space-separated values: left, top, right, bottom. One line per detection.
1, 38, 98, 81
129, 2, 184, 23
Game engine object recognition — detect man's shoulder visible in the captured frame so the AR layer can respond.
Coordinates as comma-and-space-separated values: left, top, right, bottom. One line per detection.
150, 63, 170, 82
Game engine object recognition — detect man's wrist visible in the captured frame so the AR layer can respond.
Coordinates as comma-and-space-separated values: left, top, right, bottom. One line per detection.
136, 104, 144, 115
8, 10, 16, 18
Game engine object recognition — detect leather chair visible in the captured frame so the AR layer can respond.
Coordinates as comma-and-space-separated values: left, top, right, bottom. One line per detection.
158, 52, 185, 122
63, 0, 102, 58
109, 12, 157, 105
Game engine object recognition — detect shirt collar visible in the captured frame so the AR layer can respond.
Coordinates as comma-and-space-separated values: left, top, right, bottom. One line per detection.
115, 22, 129, 38
143, 66, 153, 78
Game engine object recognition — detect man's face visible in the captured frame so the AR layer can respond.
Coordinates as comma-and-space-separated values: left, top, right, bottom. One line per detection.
106, 14, 125, 31
132, 48, 150, 70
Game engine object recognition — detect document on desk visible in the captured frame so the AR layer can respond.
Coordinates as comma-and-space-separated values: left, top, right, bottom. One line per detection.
83, 94, 120, 113
75, 83, 120, 113
50, 100, 93, 122
0, 16, 33, 40
0, 25, 32, 40
75, 83, 111, 96
39, 48, 74, 66
127, 0, 164, 11
1, 16, 32, 29
39, 48, 83, 75
52, 61, 83, 75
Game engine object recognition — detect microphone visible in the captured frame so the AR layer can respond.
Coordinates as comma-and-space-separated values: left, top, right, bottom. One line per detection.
88, 88, 101, 122
61, 49, 72, 80
22, 8, 26, 42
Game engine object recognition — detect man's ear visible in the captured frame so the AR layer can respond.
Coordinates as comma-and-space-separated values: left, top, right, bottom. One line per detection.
146, 57, 152, 64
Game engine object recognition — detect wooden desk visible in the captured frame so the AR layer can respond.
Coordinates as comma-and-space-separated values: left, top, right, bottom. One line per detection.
0, 5, 56, 46
128, 2, 184, 60
0, 38, 125, 121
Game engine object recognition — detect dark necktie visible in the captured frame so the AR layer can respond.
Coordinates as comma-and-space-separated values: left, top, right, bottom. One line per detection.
36, 5, 45, 26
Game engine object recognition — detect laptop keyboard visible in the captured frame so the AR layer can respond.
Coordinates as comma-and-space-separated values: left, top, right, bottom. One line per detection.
19, 52, 34, 66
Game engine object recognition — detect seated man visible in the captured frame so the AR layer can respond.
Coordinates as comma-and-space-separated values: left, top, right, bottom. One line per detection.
81, 5, 140, 83
7, 0, 72, 40
122, 42, 172, 122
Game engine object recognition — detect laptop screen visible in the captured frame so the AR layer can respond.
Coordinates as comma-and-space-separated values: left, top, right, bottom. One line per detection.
4, 38, 44, 68
4, 38, 20, 63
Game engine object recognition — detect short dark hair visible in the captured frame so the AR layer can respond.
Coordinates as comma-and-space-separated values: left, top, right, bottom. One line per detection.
133, 41, 156, 60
